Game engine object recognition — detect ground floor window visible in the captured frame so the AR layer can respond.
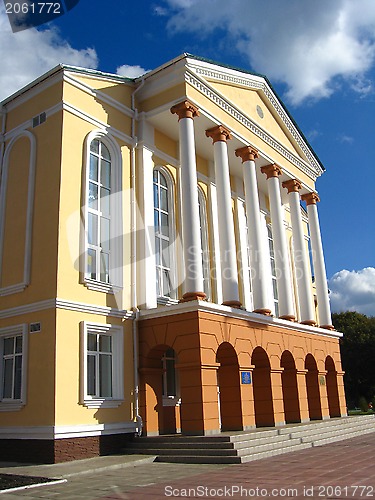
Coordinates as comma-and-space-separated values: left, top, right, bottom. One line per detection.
81, 322, 124, 408
0, 324, 27, 410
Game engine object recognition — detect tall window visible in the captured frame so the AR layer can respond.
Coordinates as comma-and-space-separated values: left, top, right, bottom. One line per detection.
0, 324, 27, 410
87, 332, 113, 398
87, 139, 111, 283
198, 188, 211, 300
153, 168, 176, 299
1, 335, 22, 400
161, 348, 180, 407
81, 322, 124, 408
268, 225, 279, 316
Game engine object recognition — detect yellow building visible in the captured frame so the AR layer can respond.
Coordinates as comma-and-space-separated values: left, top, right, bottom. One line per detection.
0, 54, 347, 463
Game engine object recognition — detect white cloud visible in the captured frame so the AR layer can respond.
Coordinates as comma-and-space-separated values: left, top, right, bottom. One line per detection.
116, 64, 149, 79
329, 268, 375, 316
0, 5, 98, 102
337, 134, 354, 144
162, 0, 375, 105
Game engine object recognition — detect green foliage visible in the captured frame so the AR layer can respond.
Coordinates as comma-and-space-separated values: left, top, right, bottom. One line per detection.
358, 396, 369, 412
333, 312, 375, 408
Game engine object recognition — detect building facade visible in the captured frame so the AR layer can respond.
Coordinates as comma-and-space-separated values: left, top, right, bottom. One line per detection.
0, 54, 347, 463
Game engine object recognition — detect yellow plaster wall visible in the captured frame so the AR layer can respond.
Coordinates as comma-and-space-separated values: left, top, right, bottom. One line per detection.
5, 81, 63, 132
154, 129, 177, 158
69, 74, 134, 109
63, 81, 132, 138
0, 309, 56, 426
138, 83, 187, 113
1, 112, 62, 310
54, 309, 133, 426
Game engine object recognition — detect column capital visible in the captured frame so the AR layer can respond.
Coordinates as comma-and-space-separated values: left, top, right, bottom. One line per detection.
170, 100, 199, 120
260, 163, 282, 179
282, 179, 302, 193
235, 145, 259, 163
205, 125, 232, 144
301, 192, 320, 205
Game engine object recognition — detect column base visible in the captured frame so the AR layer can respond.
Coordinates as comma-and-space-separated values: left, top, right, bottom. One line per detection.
301, 319, 317, 326
222, 300, 242, 309
320, 324, 335, 331
280, 315, 296, 322
253, 308, 272, 316
180, 291, 207, 302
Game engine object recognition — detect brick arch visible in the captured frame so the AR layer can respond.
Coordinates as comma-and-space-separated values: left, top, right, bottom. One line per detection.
305, 353, 322, 420
281, 350, 301, 423
251, 346, 275, 427
325, 356, 341, 418
216, 342, 242, 431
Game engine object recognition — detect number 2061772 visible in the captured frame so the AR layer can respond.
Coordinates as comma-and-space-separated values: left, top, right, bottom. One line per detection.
5, 3, 62, 14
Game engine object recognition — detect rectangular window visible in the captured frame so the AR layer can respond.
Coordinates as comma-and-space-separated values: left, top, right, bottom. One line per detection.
81, 322, 124, 409
0, 325, 27, 410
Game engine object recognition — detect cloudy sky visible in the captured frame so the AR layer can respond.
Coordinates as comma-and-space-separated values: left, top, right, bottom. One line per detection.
0, 0, 374, 315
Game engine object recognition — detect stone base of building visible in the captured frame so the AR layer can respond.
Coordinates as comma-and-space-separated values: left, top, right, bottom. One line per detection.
0, 433, 133, 464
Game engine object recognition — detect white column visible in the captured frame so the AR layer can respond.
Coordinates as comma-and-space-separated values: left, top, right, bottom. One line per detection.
236, 146, 272, 315
208, 161, 223, 305
302, 192, 333, 330
171, 101, 205, 301
206, 125, 241, 307
261, 164, 295, 320
283, 179, 316, 325
137, 117, 157, 309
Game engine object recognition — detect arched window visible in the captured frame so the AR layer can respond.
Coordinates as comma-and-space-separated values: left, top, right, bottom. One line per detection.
198, 187, 211, 300
84, 132, 122, 292
267, 225, 279, 316
153, 167, 176, 300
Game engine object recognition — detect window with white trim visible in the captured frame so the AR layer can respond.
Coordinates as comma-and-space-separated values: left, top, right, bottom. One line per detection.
81, 322, 124, 409
198, 187, 211, 300
83, 133, 123, 293
267, 225, 279, 317
0, 324, 27, 411
153, 168, 177, 300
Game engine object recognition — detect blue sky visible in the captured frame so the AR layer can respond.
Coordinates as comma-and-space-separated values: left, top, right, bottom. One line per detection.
0, 0, 374, 315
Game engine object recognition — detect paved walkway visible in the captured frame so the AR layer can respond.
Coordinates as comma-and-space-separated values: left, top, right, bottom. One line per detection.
0, 433, 374, 499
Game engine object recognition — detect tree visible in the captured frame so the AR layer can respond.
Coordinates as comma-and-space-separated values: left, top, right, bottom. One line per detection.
333, 312, 375, 408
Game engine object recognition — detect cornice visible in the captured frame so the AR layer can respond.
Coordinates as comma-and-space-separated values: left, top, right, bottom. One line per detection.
0, 298, 133, 319
185, 68, 322, 180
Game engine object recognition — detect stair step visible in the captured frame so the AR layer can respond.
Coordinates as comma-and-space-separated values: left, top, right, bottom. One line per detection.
121, 416, 375, 465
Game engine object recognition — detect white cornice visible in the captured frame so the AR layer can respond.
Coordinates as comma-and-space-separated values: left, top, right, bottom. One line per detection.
0, 298, 133, 319
139, 301, 343, 339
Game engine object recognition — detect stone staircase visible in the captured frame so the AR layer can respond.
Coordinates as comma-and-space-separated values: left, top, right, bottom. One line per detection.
123, 415, 375, 464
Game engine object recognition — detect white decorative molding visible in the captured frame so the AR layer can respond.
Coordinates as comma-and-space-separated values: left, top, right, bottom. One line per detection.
0, 298, 133, 320
140, 301, 343, 339
0, 131, 36, 296
185, 70, 321, 180
0, 421, 137, 440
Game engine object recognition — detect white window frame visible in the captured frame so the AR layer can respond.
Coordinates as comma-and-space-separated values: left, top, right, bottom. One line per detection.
80, 322, 124, 409
153, 166, 178, 302
198, 187, 211, 300
0, 324, 28, 412
82, 131, 123, 294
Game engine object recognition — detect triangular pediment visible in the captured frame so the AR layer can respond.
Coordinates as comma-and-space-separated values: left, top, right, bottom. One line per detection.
185, 56, 324, 179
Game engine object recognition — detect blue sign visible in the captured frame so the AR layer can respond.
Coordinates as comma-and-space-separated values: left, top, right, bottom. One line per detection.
241, 371, 252, 385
